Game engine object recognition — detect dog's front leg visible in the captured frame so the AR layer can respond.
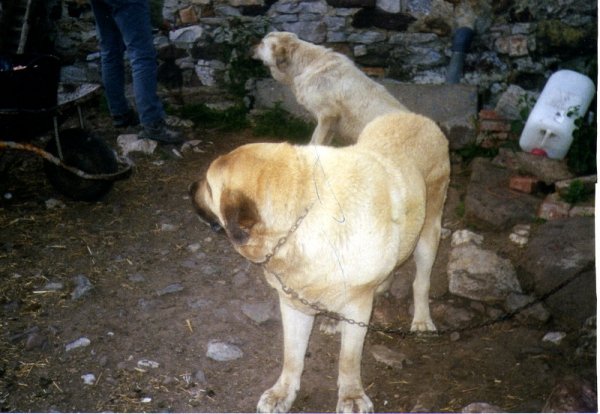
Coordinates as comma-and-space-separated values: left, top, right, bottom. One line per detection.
336, 305, 374, 413
257, 296, 314, 413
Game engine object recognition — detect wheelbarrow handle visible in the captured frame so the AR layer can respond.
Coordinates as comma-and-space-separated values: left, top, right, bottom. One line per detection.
0, 141, 131, 181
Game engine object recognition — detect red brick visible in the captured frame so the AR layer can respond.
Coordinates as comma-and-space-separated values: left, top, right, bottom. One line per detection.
488, 132, 509, 140
509, 175, 540, 194
479, 119, 511, 132
478, 109, 508, 120
179, 6, 197, 25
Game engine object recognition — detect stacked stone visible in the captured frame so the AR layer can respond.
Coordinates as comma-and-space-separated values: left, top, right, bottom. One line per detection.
50, 0, 596, 110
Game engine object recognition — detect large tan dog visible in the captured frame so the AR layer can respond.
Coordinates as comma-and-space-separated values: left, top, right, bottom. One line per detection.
190, 112, 449, 413
251, 31, 409, 146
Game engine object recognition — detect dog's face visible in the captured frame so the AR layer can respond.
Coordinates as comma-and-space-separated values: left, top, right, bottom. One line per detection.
189, 153, 262, 249
251, 31, 300, 80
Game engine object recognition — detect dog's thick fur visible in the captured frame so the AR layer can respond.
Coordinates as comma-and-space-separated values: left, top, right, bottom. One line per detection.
190, 112, 450, 413
252, 31, 409, 146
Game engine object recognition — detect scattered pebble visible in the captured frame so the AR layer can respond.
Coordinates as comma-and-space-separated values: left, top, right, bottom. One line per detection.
45, 198, 66, 209
117, 134, 157, 156
43, 282, 64, 291
71, 275, 94, 301
25, 332, 46, 350
451, 229, 483, 247
188, 299, 214, 309
172, 148, 183, 158
81, 374, 96, 385
542, 331, 567, 345
187, 243, 202, 253
129, 273, 145, 283
509, 224, 530, 246
206, 340, 243, 361
509, 232, 528, 246
165, 115, 194, 128
156, 283, 184, 296
232, 270, 249, 287
181, 140, 203, 152
241, 302, 277, 324
195, 370, 207, 384
66, 337, 91, 352
461, 402, 504, 412
140, 397, 152, 403
4, 192, 12, 200
371, 344, 406, 369
160, 223, 177, 232
137, 359, 160, 369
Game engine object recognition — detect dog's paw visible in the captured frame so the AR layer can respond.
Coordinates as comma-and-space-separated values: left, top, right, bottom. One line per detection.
410, 318, 437, 332
257, 388, 295, 413
319, 318, 341, 335
336, 393, 374, 413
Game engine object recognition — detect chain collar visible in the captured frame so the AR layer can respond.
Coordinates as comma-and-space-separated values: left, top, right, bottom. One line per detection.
255, 203, 588, 337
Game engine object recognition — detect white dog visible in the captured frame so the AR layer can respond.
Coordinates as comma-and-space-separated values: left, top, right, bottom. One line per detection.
252, 31, 409, 145
190, 112, 450, 413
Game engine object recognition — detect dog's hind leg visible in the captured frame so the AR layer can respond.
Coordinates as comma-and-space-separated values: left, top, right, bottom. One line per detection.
410, 227, 438, 332
410, 180, 447, 332
310, 115, 338, 146
257, 296, 314, 413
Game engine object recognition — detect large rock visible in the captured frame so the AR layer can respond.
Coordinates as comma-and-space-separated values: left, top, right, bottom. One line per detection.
542, 375, 598, 413
520, 217, 595, 327
448, 243, 522, 302
514, 152, 575, 185
465, 158, 542, 228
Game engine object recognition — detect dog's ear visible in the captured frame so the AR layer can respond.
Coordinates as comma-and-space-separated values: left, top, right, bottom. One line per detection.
274, 40, 298, 71
221, 188, 260, 246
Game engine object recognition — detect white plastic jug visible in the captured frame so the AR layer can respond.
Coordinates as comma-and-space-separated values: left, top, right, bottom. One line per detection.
519, 69, 596, 159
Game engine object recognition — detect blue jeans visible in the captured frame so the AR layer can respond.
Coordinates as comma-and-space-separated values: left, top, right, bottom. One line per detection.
89, 0, 165, 126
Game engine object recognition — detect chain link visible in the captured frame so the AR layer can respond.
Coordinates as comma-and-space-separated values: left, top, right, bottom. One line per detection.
258, 205, 589, 337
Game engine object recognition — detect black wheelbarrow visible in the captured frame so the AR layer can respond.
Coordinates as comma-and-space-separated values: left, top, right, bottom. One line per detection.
0, 53, 131, 201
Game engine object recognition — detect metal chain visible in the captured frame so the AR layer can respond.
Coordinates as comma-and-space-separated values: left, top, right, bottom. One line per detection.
258, 206, 589, 337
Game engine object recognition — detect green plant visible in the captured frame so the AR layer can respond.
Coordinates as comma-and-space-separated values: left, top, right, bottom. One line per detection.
510, 93, 537, 136
457, 142, 499, 163
560, 179, 591, 204
214, 17, 271, 98
98, 93, 110, 115
178, 102, 250, 131
566, 106, 597, 175
252, 102, 314, 143
455, 201, 465, 218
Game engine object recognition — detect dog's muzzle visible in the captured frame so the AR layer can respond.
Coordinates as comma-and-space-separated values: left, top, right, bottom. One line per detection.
208, 220, 223, 233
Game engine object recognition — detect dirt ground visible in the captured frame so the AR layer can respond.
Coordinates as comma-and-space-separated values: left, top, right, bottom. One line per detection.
0, 107, 596, 413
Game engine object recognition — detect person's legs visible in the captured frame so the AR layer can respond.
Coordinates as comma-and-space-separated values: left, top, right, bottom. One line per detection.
89, 0, 131, 119
107, 0, 165, 126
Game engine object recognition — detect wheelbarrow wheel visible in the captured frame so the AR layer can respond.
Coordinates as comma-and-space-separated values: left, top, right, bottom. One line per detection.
44, 128, 118, 201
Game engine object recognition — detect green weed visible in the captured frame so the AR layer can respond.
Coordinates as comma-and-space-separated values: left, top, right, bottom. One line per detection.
510, 93, 537, 136
566, 106, 597, 176
457, 143, 499, 163
455, 201, 465, 218
252, 102, 314, 143
177, 103, 250, 131
560, 179, 591, 204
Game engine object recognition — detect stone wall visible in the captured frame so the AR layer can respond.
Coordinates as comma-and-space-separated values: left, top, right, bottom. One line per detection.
49, 0, 597, 109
